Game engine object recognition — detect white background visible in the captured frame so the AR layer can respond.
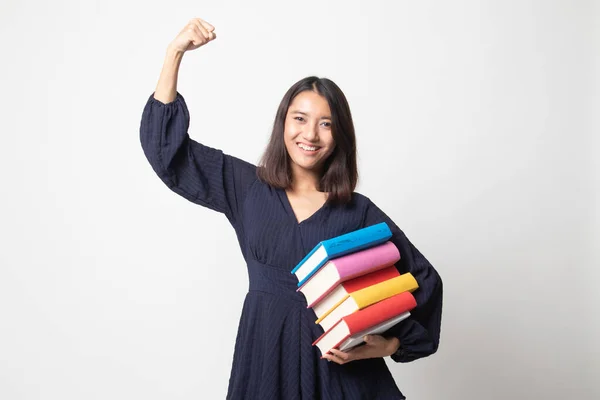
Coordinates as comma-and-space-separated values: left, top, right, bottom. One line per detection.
0, 0, 597, 399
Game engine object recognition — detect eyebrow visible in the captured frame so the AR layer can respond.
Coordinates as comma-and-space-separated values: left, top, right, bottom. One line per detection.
290, 110, 331, 120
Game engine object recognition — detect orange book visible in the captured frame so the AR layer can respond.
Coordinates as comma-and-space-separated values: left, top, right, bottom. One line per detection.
316, 272, 418, 332
311, 266, 400, 320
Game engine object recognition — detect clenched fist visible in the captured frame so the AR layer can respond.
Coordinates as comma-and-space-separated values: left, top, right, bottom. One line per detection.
169, 18, 216, 53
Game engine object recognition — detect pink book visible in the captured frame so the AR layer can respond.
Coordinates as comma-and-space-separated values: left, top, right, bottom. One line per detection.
297, 241, 400, 308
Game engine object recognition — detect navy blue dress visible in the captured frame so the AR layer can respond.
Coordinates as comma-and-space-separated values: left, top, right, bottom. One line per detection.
140, 92, 443, 400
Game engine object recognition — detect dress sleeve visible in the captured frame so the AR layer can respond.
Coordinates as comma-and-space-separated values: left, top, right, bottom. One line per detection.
139, 91, 257, 224
364, 198, 443, 363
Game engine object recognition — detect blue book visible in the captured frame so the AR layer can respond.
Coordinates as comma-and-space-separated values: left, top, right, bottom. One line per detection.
291, 222, 392, 287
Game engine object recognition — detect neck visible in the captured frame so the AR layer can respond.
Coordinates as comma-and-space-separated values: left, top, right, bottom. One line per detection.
289, 164, 322, 193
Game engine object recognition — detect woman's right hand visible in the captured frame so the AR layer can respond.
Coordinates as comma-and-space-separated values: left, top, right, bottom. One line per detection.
168, 18, 216, 53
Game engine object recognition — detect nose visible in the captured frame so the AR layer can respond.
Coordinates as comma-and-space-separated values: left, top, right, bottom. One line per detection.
303, 123, 319, 142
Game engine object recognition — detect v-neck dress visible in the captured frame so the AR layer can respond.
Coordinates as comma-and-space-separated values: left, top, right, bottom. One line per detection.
140, 92, 443, 400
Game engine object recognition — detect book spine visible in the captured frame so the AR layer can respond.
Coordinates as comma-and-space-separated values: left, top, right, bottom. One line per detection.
351, 273, 418, 309
342, 266, 400, 293
324, 222, 392, 258
335, 241, 400, 279
345, 292, 417, 333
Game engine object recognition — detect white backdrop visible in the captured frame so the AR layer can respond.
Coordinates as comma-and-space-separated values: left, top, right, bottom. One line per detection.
0, 0, 597, 399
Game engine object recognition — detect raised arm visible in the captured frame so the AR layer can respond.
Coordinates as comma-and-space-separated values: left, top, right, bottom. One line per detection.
139, 19, 257, 224
154, 18, 216, 103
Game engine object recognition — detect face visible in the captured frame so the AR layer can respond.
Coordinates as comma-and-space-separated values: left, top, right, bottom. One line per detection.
284, 90, 336, 175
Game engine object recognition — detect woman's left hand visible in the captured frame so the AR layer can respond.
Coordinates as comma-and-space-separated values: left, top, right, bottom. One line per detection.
322, 335, 400, 364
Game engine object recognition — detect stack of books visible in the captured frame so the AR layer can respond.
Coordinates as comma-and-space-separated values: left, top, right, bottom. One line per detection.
291, 222, 419, 357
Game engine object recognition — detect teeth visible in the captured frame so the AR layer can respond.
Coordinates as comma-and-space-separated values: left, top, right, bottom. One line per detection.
298, 143, 318, 151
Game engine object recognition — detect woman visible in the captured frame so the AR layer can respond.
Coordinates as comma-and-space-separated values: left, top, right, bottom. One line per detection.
140, 17, 443, 400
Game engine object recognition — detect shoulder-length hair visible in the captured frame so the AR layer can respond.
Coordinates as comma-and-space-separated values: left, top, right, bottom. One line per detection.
257, 76, 358, 205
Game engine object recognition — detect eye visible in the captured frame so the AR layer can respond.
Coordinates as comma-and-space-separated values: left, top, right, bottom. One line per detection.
322, 122, 331, 128
294, 116, 305, 122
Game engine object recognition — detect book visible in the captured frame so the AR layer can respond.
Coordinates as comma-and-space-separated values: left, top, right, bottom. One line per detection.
316, 272, 419, 332
311, 266, 400, 320
291, 222, 392, 287
313, 291, 417, 356
297, 241, 400, 308
338, 312, 411, 352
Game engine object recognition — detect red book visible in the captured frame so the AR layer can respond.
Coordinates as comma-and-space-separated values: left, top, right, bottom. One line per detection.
312, 291, 417, 357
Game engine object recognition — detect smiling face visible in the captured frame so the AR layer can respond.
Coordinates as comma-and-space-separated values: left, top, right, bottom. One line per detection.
283, 90, 336, 177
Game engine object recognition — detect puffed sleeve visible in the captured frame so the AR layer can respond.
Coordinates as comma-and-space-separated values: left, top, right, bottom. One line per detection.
364, 198, 443, 363
139, 92, 257, 225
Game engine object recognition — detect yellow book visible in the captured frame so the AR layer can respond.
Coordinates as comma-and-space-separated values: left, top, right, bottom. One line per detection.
315, 273, 418, 332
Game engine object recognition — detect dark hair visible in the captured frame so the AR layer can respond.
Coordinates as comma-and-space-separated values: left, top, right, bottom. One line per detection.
257, 76, 358, 205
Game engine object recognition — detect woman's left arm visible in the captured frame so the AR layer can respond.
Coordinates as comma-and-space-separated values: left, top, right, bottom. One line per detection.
359, 199, 444, 363
323, 197, 443, 365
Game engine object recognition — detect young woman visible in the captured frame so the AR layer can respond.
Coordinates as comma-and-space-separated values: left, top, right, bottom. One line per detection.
140, 18, 443, 400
